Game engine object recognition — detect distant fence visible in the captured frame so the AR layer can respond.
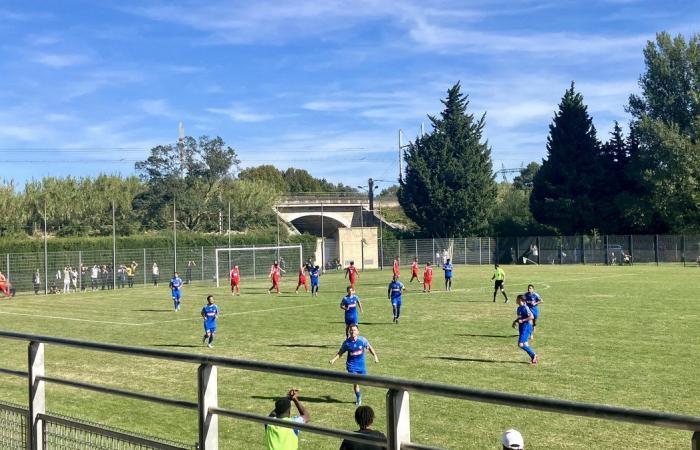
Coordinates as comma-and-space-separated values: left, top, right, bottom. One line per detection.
1, 331, 699, 449
2, 235, 698, 294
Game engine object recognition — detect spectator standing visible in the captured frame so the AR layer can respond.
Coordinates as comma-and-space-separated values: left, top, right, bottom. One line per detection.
264, 389, 309, 450
338, 406, 386, 450
186, 260, 196, 284
90, 265, 99, 291
33, 270, 41, 295
152, 263, 160, 287
62, 267, 71, 293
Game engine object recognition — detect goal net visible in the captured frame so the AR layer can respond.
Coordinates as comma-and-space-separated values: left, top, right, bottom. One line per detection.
214, 245, 303, 287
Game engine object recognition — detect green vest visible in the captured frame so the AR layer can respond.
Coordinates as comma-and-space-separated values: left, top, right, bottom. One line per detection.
265, 417, 300, 450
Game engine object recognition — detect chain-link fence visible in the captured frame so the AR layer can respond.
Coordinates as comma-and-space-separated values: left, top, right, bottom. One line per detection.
0, 401, 194, 450
0, 401, 26, 450
3, 234, 698, 295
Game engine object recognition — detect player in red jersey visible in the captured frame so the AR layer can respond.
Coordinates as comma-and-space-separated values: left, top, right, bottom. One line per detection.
268, 261, 281, 295
295, 265, 308, 293
345, 261, 359, 289
423, 262, 433, 293
392, 257, 400, 278
230, 265, 240, 295
409, 257, 419, 283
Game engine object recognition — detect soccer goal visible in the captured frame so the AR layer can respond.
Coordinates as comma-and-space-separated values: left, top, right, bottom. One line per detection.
214, 245, 303, 287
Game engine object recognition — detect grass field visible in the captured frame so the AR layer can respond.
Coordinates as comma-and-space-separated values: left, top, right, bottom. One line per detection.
0, 264, 698, 449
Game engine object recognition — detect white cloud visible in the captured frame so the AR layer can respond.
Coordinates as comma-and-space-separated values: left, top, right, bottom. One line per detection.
31, 53, 88, 68
138, 99, 178, 118
207, 105, 274, 122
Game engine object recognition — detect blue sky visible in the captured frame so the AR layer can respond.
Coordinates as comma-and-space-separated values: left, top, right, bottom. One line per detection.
1, 0, 698, 191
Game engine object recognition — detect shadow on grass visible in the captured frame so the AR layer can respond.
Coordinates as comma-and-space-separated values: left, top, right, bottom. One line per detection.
327, 321, 395, 326
152, 344, 203, 348
428, 356, 529, 365
271, 344, 335, 349
251, 395, 347, 404
133, 309, 173, 313
457, 333, 519, 338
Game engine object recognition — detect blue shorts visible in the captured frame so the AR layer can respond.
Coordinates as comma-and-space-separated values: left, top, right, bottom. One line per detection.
529, 306, 539, 320
445, 274, 452, 279
347, 367, 367, 375
345, 315, 359, 326
172, 290, 181, 300
391, 297, 402, 306
311, 279, 319, 286
518, 323, 532, 344
204, 324, 217, 334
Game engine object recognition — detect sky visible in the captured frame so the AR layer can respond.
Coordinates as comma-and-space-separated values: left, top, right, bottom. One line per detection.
1, 0, 698, 191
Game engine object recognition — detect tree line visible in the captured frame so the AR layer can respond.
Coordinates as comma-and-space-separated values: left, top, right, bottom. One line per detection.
0, 137, 355, 237
398, 32, 699, 237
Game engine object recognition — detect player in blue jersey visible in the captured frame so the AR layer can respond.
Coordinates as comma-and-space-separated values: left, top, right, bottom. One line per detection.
524, 284, 543, 337
340, 286, 363, 337
310, 265, 321, 297
201, 295, 220, 348
387, 275, 406, 324
329, 324, 379, 405
442, 258, 453, 291
169, 272, 183, 312
512, 295, 538, 364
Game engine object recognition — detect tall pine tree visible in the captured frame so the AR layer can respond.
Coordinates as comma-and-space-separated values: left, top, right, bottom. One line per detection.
398, 82, 496, 237
530, 82, 603, 234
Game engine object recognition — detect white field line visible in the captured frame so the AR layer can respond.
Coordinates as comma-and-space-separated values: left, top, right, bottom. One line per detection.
0, 311, 143, 326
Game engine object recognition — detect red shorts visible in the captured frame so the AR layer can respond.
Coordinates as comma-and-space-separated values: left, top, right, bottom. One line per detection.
412, 270, 419, 277
231, 279, 239, 286
298, 276, 306, 284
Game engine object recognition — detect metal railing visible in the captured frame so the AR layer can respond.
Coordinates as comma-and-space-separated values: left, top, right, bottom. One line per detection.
0, 330, 698, 449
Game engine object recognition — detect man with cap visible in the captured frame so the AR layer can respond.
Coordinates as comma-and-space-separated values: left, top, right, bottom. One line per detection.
501, 428, 524, 449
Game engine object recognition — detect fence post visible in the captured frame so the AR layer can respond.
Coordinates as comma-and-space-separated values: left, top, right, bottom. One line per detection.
6, 253, 9, 279
198, 363, 218, 450
654, 235, 659, 265
604, 236, 609, 265
628, 235, 633, 261
581, 236, 585, 265
536, 236, 540, 265
692, 431, 699, 450
478, 238, 482, 264
515, 239, 520, 265
143, 249, 147, 285
386, 389, 410, 450
253, 249, 256, 279
432, 239, 435, 264
559, 239, 563, 265
464, 237, 467, 264
681, 235, 686, 265
28, 341, 45, 450
488, 238, 492, 265
78, 251, 82, 291
398, 240, 401, 265
201, 246, 205, 281
415, 240, 418, 262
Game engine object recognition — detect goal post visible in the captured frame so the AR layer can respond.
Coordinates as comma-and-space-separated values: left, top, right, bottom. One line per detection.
214, 245, 303, 287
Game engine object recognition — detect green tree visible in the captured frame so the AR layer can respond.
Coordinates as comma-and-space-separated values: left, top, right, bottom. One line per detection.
238, 165, 287, 193
220, 179, 280, 229
134, 136, 239, 231
512, 162, 540, 190
398, 82, 497, 237
530, 83, 603, 234
627, 32, 700, 232
0, 180, 27, 237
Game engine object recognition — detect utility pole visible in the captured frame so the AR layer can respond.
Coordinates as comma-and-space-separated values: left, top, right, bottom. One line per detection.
367, 178, 375, 212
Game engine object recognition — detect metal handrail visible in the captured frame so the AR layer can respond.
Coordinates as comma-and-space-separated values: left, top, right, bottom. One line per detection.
1, 329, 699, 449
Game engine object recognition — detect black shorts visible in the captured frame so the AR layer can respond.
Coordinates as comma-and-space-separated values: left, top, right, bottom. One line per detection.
494, 280, 504, 289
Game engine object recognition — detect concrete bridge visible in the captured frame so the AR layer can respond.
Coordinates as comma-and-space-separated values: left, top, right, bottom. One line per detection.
274, 193, 400, 269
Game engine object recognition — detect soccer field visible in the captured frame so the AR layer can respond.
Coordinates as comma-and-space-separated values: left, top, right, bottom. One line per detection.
0, 264, 698, 449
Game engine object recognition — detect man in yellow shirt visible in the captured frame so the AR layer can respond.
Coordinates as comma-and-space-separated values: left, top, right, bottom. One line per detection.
265, 389, 310, 450
491, 264, 509, 303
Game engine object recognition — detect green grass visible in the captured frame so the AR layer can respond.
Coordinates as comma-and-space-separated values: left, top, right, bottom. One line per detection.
0, 264, 699, 449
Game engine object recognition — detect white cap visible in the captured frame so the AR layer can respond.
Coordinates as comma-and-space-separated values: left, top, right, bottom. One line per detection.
501, 429, 524, 449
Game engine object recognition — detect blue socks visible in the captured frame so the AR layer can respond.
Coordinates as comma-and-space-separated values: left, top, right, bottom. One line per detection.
521, 345, 536, 359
